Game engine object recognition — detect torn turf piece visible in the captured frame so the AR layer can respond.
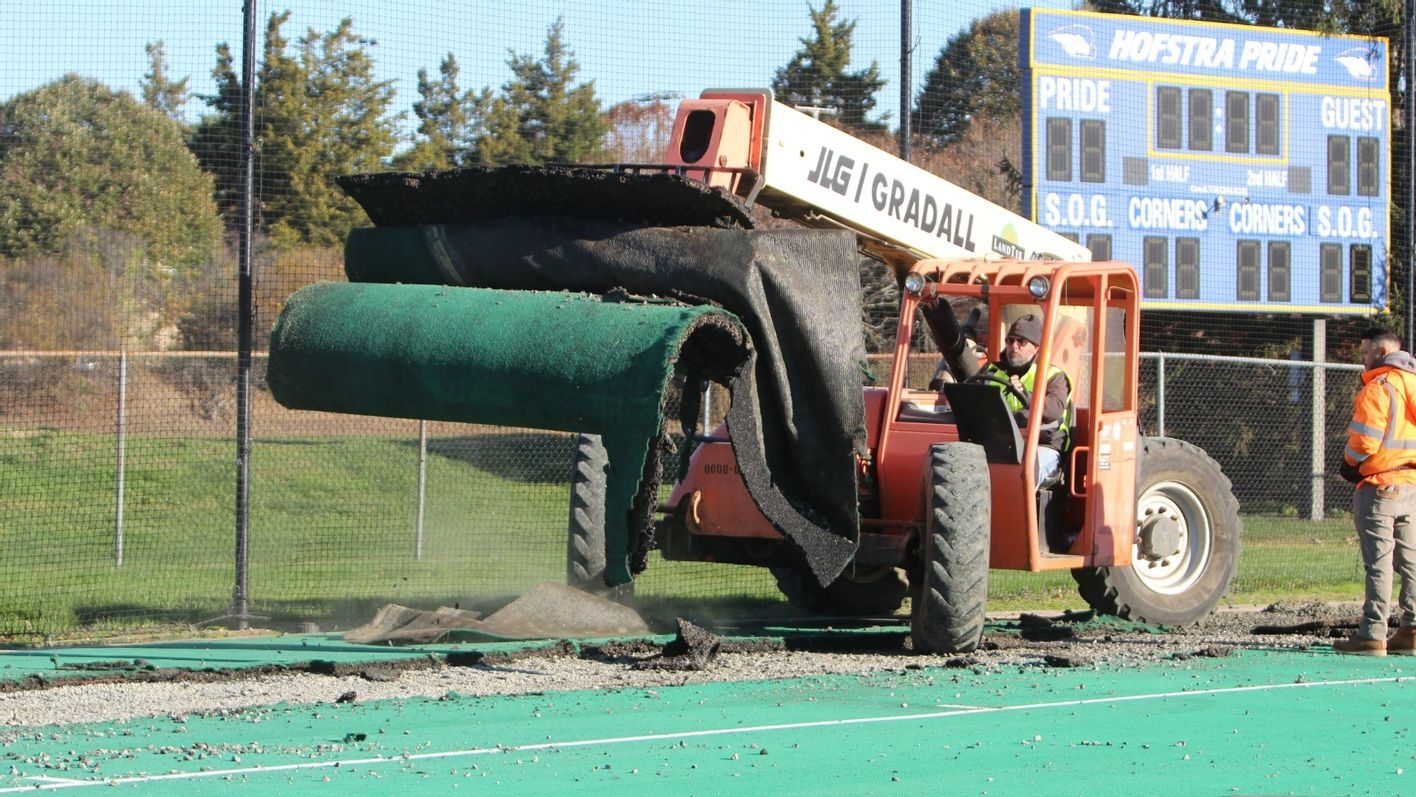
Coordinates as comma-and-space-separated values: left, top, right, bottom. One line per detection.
340, 222, 868, 586
268, 283, 748, 585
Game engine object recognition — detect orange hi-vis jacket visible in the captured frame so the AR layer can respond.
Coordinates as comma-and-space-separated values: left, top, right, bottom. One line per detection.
1345, 351, 1416, 486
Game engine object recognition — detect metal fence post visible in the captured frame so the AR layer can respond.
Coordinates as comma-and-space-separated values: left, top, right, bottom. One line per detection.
1310, 319, 1326, 520
415, 420, 427, 560
114, 349, 127, 567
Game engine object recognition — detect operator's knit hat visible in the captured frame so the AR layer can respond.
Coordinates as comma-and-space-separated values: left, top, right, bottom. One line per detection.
1008, 314, 1043, 346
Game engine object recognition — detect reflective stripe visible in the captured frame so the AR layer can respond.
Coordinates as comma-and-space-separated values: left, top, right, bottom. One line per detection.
1349, 420, 1386, 438
1347, 445, 1370, 463
1383, 379, 1401, 444
1375, 378, 1416, 448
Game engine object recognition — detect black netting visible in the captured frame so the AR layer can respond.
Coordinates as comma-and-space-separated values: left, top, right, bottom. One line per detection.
0, 1, 1407, 639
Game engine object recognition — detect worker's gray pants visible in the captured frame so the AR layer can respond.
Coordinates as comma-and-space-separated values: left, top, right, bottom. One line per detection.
1353, 482, 1416, 639
1035, 447, 1061, 487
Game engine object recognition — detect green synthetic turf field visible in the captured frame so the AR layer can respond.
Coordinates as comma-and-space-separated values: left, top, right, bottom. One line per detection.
1, 639, 1412, 796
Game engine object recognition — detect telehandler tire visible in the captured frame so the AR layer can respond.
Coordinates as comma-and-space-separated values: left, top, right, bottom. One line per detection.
565, 433, 632, 598
911, 442, 991, 654
1072, 436, 1241, 627
771, 565, 910, 616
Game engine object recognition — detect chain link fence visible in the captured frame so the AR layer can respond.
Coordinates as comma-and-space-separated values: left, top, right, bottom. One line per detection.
0, 0, 1408, 640
0, 346, 1373, 639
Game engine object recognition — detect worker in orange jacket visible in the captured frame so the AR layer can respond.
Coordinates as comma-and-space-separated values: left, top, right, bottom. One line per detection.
1335, 326, 1416, 655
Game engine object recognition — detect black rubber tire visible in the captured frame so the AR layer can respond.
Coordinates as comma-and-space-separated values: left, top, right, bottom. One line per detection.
566, 433, 626, 596
1071, 436, 1241, 627
911, 443, 991, 654
771, 565, 910, 616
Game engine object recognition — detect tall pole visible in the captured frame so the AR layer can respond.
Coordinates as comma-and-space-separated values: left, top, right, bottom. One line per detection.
415, 421, 427, 560
1310, 319, 1326, 521
1406, 0, 1414, 338
233, 0, 257, 629
114, 349, 127, 566
899, 0, 913, 162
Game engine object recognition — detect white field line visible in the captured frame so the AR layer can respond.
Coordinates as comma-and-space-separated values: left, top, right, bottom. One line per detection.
3, 674, 1409, 792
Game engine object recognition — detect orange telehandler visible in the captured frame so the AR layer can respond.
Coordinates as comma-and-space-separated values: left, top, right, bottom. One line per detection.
574, 91, 1241, 652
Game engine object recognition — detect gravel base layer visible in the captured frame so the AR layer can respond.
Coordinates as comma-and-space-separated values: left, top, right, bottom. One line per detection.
0, 602, 1368, 731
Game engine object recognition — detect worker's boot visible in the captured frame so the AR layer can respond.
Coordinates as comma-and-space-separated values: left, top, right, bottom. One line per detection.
1333, 635, 1387, 656
1388, 626, 1416, 655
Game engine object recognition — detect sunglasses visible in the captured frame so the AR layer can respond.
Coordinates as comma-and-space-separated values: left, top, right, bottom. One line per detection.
1004, 336, 1033, 346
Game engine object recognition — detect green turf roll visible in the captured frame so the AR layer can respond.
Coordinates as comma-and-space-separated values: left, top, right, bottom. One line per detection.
269, 281, 749, 585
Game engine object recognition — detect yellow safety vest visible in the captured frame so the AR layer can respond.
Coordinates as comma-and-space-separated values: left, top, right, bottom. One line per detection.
984, 362, 1073, 449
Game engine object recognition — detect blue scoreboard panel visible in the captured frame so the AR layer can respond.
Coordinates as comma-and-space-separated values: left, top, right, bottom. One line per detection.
1021, 9, 1390, 313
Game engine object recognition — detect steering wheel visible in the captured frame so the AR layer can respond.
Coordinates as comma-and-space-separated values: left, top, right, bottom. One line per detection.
965, 370, 1029, 405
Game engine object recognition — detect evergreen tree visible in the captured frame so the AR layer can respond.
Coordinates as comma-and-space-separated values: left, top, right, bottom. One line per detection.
913, 10, 1018, 147
771, 0, 886, 131
141, 41, 190, 124
191, 13, 298, 231
268, 17, 400, 247
191, 13, 400, 248
189, 42, 244, 224
396, 53, 485, 170
476, 19, 606, 164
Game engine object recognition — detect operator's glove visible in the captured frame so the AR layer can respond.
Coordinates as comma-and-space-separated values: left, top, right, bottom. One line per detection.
1339, 460, 1363, 484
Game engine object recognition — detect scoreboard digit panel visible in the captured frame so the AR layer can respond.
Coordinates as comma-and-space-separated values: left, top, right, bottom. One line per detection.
1021, 9, 1391, 313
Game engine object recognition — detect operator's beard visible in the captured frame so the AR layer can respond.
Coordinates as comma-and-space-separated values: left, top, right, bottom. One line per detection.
1004, 350, 1034, 371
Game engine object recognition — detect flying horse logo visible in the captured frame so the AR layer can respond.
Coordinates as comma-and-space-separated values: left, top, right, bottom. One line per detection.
1048, 25, 1096, 60
1334, 46, 1378, 81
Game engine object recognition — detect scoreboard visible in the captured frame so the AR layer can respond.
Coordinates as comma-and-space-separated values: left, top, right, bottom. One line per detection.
1020, 9, 1391, 313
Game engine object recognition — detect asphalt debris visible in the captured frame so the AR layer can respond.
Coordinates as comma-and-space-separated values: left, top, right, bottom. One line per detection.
1042, 653, 1093, 668
1175, 645, 1236, 660
632, 619, 722, 671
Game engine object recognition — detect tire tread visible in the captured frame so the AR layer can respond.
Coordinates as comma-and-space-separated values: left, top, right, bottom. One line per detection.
1072, 436, 1241, 626
912, 443, 991, 654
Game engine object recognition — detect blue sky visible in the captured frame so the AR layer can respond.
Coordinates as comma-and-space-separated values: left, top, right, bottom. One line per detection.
0, 0, 1072, 130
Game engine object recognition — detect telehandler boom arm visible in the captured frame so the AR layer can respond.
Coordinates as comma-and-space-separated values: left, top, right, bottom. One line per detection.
662, 89, 1091, 271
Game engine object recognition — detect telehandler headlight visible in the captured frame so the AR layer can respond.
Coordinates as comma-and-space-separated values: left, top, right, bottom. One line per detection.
903, 272, 925, 296
1027, 276, 1051, 299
